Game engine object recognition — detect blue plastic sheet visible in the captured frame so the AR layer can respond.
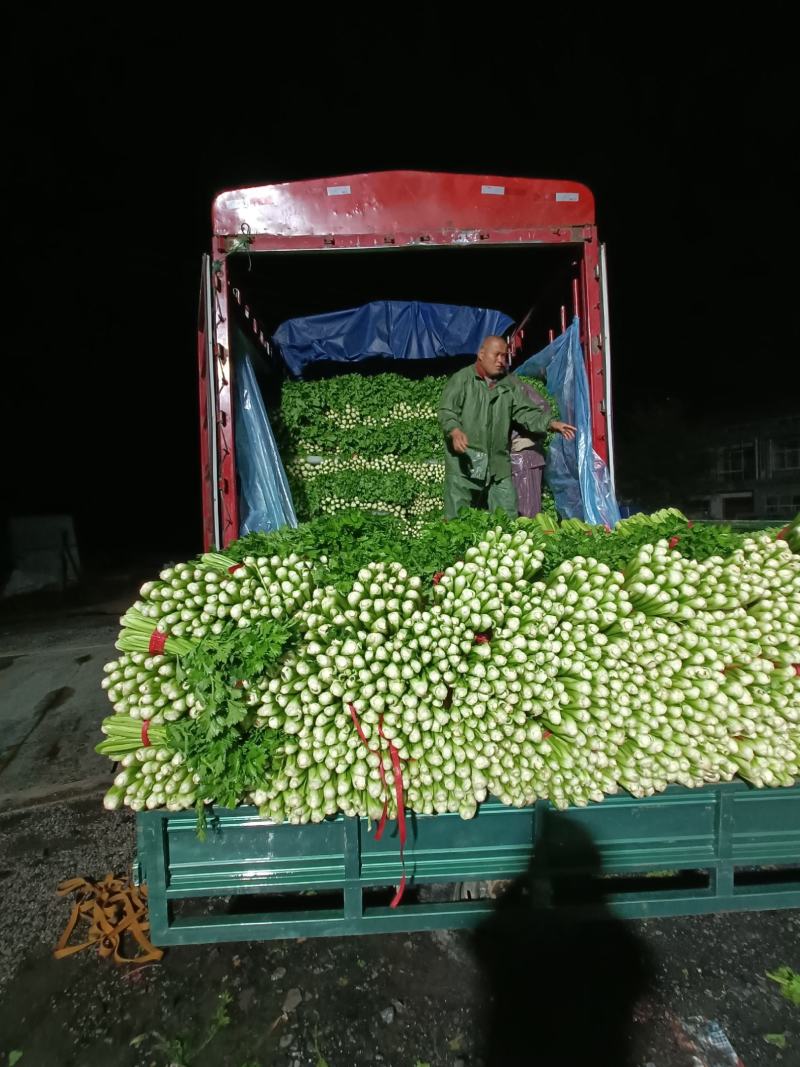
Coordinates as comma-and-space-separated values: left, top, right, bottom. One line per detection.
273, 301, 514, 377
234, 349, 298, 537
515, 319, 620, 527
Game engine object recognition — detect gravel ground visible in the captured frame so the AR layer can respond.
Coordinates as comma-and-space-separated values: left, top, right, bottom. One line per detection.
0, 788, 798, 1067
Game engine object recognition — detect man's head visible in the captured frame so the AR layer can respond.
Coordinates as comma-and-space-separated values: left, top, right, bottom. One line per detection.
476, 335, 509, 378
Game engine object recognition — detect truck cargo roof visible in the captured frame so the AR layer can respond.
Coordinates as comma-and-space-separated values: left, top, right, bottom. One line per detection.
213, 170, 595, 238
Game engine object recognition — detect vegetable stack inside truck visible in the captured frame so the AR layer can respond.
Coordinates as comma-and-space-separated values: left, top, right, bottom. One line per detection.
99, 172, 800, 945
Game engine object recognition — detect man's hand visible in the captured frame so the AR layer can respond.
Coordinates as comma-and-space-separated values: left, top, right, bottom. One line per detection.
549, 420, 577, 441
449, 428, 469, 454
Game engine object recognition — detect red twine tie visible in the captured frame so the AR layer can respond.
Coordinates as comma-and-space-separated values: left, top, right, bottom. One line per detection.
349, 702, 407, 906
378, 719, 407, 908
474, 633, 490, 645
228, 563, 244, 573
148, 630, 167, 655
348, 704, 389, 838
668, 536, 681, 550
432, 572, 444, 586
141, 721, 151, 747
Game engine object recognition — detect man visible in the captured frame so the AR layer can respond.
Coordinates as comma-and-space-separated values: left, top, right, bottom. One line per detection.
438, 335, 576, 519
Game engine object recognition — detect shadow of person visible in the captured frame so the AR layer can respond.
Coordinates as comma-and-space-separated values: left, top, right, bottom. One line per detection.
472, 809, 654, 1067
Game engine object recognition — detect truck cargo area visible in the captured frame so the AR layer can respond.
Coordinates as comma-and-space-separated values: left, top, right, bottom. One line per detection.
198, 172, 613, 548
136, 783, 800, 945
227, 241, 584, 376
222, 242, 590, 540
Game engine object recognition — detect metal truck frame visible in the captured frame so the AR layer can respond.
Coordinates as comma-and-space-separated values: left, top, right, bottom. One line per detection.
197, 170, 615, 550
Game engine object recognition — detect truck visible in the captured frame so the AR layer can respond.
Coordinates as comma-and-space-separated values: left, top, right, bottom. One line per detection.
197, 170, 615, 550
133, 172, 800, 946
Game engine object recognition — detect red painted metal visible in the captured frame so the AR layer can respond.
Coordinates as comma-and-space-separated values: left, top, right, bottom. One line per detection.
211, 260, 239, 548
197, 259, 216, 550
200, 171, 611, 549
213, 172, 594, 238
219, 226, 591, 254
572, 270, 589, 359
581, 240, 608, 464
231, 287, 271, 353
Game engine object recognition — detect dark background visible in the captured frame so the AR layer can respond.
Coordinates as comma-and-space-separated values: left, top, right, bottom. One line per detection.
5, 10, 797, 558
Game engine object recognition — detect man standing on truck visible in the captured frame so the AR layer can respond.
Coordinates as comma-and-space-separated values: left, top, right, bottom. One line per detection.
438, 335, 576, 519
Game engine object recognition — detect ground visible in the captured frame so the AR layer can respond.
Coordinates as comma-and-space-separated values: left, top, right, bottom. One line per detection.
0, 567, 798, 1067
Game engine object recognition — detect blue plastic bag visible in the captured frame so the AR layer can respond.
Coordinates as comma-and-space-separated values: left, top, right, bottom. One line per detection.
234, 351, 298, 536
515, 319, 620, 527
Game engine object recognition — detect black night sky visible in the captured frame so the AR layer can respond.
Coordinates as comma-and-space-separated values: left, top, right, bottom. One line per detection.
6, 10, 797, 559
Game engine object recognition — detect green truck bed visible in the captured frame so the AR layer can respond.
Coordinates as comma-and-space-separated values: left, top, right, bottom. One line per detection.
135, 780, 800, 946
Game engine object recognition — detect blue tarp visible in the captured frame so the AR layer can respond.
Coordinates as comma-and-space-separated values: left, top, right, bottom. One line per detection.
273, 300, 514, 377
234, 349, 298, 537
515, 318, 620, 527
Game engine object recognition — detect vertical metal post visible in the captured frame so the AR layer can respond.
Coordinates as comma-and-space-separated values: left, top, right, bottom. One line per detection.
598, 244, 617, 493
204, 260, 222, 549
141, 815, 172, 943
343, 817, 363, 920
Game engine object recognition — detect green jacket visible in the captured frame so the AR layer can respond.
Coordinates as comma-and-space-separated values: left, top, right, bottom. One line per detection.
438, 365, 553, 481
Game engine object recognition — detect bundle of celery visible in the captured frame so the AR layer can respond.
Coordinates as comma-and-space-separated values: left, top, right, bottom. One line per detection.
98, 511, 800, 820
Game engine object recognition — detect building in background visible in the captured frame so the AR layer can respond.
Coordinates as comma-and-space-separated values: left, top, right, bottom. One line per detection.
688, 415, 800, 521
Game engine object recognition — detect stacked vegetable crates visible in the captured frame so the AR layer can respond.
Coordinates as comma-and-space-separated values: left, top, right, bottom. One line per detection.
136, 780, 800, 946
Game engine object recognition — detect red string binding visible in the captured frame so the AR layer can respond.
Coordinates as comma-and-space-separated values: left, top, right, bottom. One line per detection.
349, 702, 407, 905
348, 703, 389, 839
149, 630, 167, 655
379, 720, 407, 908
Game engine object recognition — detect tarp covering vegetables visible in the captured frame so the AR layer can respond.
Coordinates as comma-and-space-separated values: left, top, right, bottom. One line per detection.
272, 301, 514, 378
98, 510, 800, 824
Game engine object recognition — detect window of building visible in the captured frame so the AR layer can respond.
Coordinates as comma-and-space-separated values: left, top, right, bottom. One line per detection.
718, 442, 755, 480
771, 436, 800, 473
765, 493, 800, 517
